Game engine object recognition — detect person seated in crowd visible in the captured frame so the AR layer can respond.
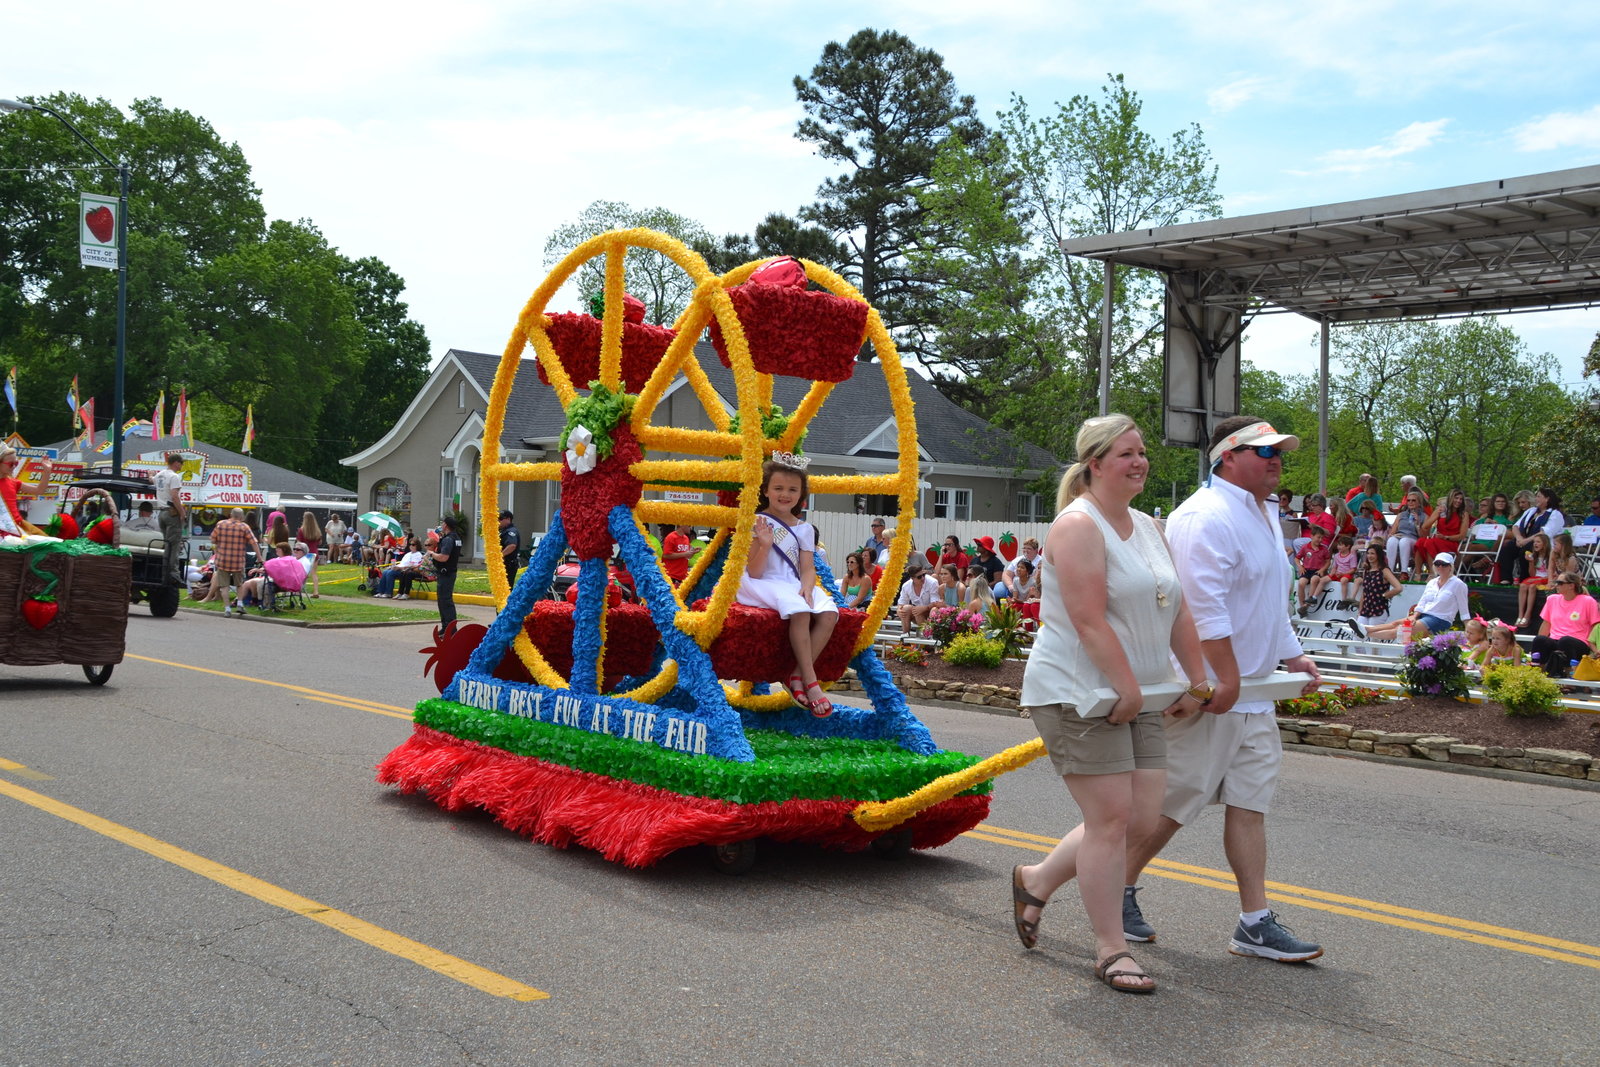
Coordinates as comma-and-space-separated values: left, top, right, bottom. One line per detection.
1387, 488, 1429, 580
1008, 556, 1039, 604
964, 573, 996, 613
124, 501, 160, 533
1002, 537, 1040, 592
857, 548, 881, 604
896, 560, 939, 631
1530, 571, 1600, 677
938, 535, 969, 575
1294, 524, 1332, 611
1584, 497, 1600, 527
1277, 489, 1300, 551
1513, 531, 1553, 629
238, 542, 310, 608
935, 562, 965, 607
1316, 533, 1360, 608
864, 517, 890, 559
372, 537, 427, 599
1361, 552, 1467, 641
970, 535, 1006, 588
1300, 493, 1335, 546
1500, 488, 1562, 585
841, 551, 875, 610
1482, 621, 1524, 668
1348, 474, 1384, 537
1397, 474, 1428, 508
1416, 486, 1468, 573
1327, 496, 1356, 539
1460, 618, 1491, 671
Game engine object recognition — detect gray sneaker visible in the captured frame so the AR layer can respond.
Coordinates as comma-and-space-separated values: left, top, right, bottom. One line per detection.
1228, 911, 1322, 961
1123, 886, 1155, 942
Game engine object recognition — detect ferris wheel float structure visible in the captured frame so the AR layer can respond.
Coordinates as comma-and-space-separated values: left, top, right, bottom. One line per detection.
378, 230, 991, 869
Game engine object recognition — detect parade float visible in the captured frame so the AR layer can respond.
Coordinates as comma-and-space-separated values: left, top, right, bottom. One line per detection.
0, 481, 130, 685
375, 229, 1005, 870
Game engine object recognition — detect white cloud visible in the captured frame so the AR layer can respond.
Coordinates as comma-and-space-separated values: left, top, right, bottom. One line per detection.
1512, 104, 1600, 152
1300, 119, 1449, 176
1207, 76, 1270, 113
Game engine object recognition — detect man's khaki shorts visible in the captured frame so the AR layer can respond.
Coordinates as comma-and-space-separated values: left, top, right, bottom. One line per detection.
1161, 709, 1282, 825
1029, 703, 1166, 777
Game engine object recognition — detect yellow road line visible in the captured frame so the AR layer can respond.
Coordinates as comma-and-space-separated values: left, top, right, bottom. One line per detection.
0, 774, 546, 1001
969, 822, 1600, 970
0, 757, 53, 781
127, 655, 415, 720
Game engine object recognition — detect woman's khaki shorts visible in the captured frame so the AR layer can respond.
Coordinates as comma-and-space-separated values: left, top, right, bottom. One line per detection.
1028, 703, 1167, 776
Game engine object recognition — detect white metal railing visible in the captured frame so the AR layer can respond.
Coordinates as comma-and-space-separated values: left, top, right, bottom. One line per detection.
809, 511, 1053, 563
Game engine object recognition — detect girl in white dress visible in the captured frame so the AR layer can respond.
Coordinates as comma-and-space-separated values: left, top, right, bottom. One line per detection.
736, 456, 839, 717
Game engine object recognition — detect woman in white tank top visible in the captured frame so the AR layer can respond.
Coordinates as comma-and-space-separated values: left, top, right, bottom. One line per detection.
1009, 415, 1211, 994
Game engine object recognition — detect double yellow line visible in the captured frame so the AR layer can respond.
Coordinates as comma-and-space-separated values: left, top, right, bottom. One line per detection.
969, 823, 1600, 970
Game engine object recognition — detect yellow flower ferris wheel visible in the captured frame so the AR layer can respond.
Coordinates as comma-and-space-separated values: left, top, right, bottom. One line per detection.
475, 228, 920, 714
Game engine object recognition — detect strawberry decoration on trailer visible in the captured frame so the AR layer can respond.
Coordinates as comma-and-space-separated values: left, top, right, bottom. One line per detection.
377, 230, 995, 871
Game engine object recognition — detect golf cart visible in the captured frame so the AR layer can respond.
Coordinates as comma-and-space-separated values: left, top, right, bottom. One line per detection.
62, 473, 183, 618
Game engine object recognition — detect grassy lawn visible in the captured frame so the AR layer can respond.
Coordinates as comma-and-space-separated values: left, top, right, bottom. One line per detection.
183, 560, 453, 623
317, 561, 499, 597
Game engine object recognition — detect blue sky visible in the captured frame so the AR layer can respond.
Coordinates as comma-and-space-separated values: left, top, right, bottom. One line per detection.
5, 0, 1599, 384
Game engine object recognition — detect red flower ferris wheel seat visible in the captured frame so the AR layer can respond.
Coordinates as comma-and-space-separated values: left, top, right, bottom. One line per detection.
692, 600, 867, 683
522, 599, 658, 678
538, 312, 677, 394
709, 284, 869, 383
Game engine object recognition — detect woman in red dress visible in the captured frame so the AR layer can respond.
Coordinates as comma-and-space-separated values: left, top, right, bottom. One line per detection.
1416, 486, 1468, 569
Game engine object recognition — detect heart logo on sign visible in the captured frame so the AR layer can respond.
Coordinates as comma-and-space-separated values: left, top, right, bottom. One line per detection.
85, 205, 115, 243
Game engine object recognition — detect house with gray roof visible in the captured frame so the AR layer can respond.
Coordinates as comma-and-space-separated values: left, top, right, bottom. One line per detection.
342, 345, 1061, 560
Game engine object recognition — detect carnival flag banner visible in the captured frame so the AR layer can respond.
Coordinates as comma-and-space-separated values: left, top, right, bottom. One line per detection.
172, 388, 192, 447
79, 192, 119, 270
150, 390, 165, 440
80, 397, 96, 450
68, 375, 80, 430
242, 403, 254, 454
4, 367, 16, 418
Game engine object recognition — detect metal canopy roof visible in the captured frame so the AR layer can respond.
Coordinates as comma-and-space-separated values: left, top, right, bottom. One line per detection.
1058, 164, 1600, 322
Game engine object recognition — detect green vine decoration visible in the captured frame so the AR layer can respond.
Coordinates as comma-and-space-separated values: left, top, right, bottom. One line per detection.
24, 544, 59, 602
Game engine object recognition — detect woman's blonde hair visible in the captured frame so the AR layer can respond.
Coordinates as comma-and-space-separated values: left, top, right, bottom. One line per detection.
1055, 414, 1139, 512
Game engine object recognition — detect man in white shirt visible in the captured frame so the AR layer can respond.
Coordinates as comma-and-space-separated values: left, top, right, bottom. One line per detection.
151, 452, 187, 585
123, 501, 160, 533
896, 560, 939, 630
1123, 415, 1325, 963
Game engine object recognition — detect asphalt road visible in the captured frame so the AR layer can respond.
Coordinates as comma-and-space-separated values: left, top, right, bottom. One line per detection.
2, 608, 1598, 1066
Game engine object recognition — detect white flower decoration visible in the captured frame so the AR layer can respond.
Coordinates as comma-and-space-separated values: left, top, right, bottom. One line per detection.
565, 424, 598, 475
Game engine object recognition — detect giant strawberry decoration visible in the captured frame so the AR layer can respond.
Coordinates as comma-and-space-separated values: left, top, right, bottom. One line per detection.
924, 543, 939, 566
21, 597, 58, 629
998, 532, 1018, 561
85, 205, 115, 243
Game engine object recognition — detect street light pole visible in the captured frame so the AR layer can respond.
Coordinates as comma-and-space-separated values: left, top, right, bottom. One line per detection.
0, 98, 129, 476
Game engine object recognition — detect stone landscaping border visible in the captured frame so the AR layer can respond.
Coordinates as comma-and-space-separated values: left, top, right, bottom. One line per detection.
840, 671, 1599, 785
1277, 718, 1599, 781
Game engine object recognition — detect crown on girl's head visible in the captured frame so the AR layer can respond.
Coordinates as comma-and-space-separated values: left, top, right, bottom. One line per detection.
770, 450, 811, 471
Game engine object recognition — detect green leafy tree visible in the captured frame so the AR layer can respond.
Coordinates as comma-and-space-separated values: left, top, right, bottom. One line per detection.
691, 212, 846, 277
1526, 332, 1600, 503
542, 200, 711, 325
1296, 318, 1573, 499
0, 93, 428, 487
794, 28, 986, 362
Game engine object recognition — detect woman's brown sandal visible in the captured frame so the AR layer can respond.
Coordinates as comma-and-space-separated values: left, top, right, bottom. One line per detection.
1095, 951, 1156, 994
1011, 865, 1046, 949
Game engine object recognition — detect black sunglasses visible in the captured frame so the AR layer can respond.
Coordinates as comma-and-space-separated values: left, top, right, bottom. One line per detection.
1433, 561, 1452, 567
1232, 444, 1284, 459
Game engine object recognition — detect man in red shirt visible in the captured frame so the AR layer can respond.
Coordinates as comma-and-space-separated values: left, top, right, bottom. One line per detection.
661, 523, 694, 585
211, 506, 260, 618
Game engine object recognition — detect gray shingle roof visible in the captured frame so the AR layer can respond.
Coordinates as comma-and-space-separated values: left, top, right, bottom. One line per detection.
47, 434, 357, 496
446, 342, 1059, 472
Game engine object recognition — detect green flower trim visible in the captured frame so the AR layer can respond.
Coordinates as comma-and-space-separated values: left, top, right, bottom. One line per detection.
413, 698, 990, 806
559, 381, 637, 460
728, 403, 807, 448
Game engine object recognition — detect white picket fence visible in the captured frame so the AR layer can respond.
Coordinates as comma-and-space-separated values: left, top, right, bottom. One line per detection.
808, 511, 1053, 564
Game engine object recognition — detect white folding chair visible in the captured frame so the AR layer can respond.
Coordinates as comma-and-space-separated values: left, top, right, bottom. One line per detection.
1569, 525, 1600, 584
1453, 522, 1504, 577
